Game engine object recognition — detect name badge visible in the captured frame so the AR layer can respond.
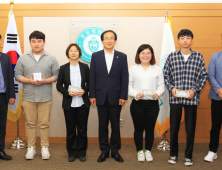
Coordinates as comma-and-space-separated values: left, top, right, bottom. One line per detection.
176, 90, 190, 98
33, 73, 42, 81
68, 85, 81, 92
142, 89, 154, 96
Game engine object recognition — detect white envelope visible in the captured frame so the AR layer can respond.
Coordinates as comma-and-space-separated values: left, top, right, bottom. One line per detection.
176, 90, 190, 98
33, 73, 42, 81
142, 89, 154, 96
68, 85, 82, 92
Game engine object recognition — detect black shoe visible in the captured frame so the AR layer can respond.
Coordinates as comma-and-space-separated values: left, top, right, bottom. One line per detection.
0, 151, 12, 160
97, 154, 109, 162
79, 156, 86, 162
111, 154, 124, 162
68, 156, 76, 162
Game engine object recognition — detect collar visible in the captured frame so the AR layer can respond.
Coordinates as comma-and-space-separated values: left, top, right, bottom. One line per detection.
70, 63, 79, 69
178, 48, 194, 56
104, 49, 115, 55
27, 50, 47, 58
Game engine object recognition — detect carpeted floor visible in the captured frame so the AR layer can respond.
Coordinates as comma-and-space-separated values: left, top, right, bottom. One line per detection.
1, 143, 222, 170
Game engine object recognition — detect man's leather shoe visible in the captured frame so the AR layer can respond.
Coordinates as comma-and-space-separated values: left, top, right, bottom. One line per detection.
97, 154, 109, 162
79, 156, 86, 162
0, 151, 12, 160
68, 156, 75, 162
111, 154, 124, 162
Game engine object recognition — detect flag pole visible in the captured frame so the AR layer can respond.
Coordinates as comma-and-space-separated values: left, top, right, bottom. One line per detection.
8, 0, 27, 150
154, 8, 170, 152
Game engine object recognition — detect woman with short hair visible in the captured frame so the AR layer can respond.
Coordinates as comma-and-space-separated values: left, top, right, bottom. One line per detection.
56, 43, 90, 162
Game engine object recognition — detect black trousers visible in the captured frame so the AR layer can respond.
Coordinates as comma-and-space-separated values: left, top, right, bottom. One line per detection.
0, 93, 8, 151
64, 104, 89, 157
209, 99, 222, 153
130, 99, 159, 151
170, 104, 197, 159
97, 98, 122, 155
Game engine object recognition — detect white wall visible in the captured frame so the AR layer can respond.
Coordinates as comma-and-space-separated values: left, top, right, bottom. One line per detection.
24, 17, 164, 137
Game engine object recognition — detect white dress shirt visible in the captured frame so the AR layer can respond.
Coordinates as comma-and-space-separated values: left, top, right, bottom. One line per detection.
104, 49, 114, 73
128, 64, 165, 100
70, 64, 84, 107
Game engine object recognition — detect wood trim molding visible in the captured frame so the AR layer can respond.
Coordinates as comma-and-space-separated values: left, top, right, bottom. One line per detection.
5, 137, 222, 143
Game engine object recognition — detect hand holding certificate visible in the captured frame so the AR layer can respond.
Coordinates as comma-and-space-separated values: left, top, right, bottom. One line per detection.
176, 90, 190, 98
33, 73, 42, 81
68, 85, 84, 97
68, 85, 82, 92
142, 89, 154, 96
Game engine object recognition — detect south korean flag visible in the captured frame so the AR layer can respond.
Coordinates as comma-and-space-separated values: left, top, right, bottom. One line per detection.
3, 12, 23, 122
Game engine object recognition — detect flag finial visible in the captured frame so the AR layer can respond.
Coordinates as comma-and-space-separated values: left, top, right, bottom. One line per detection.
10, 0, 14, 13
165, 8, 168, 22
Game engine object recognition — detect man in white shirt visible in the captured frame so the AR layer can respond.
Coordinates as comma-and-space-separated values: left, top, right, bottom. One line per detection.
89, 30, 128, 162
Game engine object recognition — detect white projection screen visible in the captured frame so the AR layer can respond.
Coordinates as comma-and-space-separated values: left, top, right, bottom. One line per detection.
23, 17, 164, 137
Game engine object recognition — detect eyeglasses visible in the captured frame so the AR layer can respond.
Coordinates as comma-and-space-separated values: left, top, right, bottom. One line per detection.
104, 37, 115, 41
141, 52, 151, 56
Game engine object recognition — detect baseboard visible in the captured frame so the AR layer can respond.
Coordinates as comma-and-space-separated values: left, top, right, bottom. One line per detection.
5, 137, 221, 143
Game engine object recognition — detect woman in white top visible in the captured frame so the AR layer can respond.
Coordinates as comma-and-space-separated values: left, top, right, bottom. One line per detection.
128, 44, 165, 162
56, 44, 90, 162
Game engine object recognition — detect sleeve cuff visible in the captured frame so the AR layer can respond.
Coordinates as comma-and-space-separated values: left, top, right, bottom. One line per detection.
15, 75, 22, 81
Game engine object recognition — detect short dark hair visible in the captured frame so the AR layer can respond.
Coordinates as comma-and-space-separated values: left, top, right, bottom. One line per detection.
29, 30, 45, 41
101, 30, 117, 41
0, 34, 1, 39
178, 29, 194, 39
135, 44, 156, 65
65, 43, 82, 59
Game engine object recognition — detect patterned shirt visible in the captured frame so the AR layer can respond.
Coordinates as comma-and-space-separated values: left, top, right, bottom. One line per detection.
163, 49, 207, 105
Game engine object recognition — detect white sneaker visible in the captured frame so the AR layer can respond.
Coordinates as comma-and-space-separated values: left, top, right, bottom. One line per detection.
137, 151, 145, 162
184, 158, 193, 166
41, 146, 50, 160
26, 146, 36, 160
204, 151, 218, 162
168, 156, 177, 164
145, 150, 153, 162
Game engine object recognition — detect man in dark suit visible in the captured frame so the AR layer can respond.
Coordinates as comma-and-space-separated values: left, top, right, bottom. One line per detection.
0, 34, 15, 160
89, 30, 128, 162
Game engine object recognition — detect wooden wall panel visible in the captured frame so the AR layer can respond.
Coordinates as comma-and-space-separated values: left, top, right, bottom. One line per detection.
0, 3, 221, 143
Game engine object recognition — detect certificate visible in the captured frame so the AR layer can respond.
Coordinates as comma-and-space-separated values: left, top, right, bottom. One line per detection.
68, 85, 81, 92
142, 89, 154, 96
33, 73, 42, 81
176, 90, 190, 98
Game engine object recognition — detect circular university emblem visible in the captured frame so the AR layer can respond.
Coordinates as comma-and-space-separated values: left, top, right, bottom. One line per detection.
76, 27, 104, 63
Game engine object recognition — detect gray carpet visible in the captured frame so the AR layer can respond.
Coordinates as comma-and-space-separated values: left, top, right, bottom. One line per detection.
1, 143, 222, 170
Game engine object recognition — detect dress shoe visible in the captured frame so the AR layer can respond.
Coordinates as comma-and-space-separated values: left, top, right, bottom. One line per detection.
69, 156, 76, 162
111, 154, 124, 162
0, 151, 12, 160
97, 154, 109, 162
79, 156, 86, 162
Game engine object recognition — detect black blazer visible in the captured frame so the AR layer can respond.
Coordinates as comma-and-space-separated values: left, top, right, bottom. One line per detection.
56, 62, 90, 110
0, 52, 15, 102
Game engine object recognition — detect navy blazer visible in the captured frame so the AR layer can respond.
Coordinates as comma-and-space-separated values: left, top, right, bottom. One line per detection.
56, 62, 90, 110
89, 50, 128, 105
0, 52, 15, 102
